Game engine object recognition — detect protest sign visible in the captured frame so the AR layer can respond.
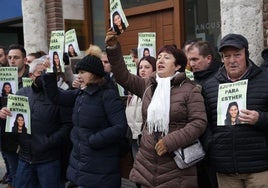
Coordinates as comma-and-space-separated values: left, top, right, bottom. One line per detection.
22, 77, 33, 88
48, 30, 65, 73
123, 55, 137, 75
6, 94, 31, 134
0, 67, 18, 96
137, 32, 156, 60
65, 29, 81, 57
217, 79, 248, 126
110, 0, 129, 35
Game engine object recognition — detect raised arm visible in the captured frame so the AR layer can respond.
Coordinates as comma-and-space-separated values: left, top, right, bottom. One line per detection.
42, 73, 78, 107
105, 29, 146, 98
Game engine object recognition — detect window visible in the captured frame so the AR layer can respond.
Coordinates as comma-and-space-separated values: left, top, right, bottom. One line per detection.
184, 0, 221, 58
91, 0, 106, 49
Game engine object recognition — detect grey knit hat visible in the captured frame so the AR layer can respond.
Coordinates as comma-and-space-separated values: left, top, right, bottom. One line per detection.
76, 55, 105, 77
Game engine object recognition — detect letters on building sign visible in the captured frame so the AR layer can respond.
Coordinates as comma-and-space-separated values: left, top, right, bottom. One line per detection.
195, 21, 221, 32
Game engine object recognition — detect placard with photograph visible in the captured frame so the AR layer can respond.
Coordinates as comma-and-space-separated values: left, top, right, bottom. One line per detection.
48, 30, 65, 73
6, 94, 31, 134
137, 32, 156, 60
65, 29, 81, 57
0, 67, 18, 96
110, 0, 129, 35
217, 79, 248, 126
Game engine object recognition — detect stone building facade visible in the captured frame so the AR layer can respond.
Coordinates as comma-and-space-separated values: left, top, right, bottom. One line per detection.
21, 0, 267, 64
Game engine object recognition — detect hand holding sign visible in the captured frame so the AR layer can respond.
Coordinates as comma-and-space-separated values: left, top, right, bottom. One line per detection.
239, 109, 259, 125
105, 28, 118, 47
0, 107, 11, 119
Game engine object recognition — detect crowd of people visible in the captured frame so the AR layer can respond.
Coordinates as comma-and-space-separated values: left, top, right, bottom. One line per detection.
0, 30, 267, 188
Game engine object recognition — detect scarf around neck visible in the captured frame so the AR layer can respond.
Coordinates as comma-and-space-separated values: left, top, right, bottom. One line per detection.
147, 72, 179, 135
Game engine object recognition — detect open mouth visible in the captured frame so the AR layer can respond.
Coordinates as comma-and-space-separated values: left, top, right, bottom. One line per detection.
158, 65, 165, 70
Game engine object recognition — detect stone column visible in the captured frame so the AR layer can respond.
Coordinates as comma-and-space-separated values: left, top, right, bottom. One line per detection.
221, 0, 263, 65
22, 0, 48, 54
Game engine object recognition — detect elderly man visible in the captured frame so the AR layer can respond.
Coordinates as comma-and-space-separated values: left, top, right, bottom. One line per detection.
202, 33, 268, 188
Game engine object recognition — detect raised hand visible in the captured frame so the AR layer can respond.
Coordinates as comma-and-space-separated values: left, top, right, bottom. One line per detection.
105, 28, 118, 47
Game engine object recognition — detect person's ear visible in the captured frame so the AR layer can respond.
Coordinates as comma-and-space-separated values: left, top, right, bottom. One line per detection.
207, 54, 212, 60
206, 55, 213, 64
23, 57, 27, 65
175, 65, 181, 72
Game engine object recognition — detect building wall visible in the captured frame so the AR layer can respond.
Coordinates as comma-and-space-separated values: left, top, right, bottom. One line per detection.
21, 0, 65, 53
46, 0, 64, 46
62, 0, 84, 20
263, 0, 268, 47
22, 0, 268, 60
22, 0, 48, 53
221, 0, 263, 65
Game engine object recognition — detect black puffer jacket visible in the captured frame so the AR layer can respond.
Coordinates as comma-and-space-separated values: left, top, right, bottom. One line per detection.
43, 73, 128, 188
193, 60, 222, 87
202, 61, 268, 174
16, 85, 72, 164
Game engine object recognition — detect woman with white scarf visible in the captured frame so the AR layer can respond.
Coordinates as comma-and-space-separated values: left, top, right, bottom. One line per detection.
106, 30, 207, 188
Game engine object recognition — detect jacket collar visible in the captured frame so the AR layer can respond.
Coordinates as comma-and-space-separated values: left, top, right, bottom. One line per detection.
215, 59, 261, 83
193, 60, 222, 82
80, 84, 101, 95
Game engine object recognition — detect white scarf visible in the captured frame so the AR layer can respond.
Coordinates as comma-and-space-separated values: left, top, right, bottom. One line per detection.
147, 73, 178, 135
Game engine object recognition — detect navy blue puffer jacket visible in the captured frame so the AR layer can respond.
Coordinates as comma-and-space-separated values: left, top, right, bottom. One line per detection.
43, 73, 128, 187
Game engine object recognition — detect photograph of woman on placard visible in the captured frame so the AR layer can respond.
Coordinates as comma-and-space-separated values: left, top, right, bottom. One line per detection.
0, 82, 14, 109
1, 82, 13, 97
112, 11, 126, 35
52, 51, 62, 73
143, 48, 151, 57
138, 47, 156, 60
12, 113, 27, 134
68, 43, 78, 57
224, 101, 240, 125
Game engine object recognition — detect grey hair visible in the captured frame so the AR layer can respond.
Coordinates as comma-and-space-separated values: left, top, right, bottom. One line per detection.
29, 58, 44, 73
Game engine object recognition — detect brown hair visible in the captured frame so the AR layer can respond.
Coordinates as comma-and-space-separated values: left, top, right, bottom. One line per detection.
136, 56, 156, 76
157, 45, 187, 72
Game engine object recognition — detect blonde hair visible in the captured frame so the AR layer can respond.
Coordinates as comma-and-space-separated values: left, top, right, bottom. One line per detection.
85, 44, 102, 58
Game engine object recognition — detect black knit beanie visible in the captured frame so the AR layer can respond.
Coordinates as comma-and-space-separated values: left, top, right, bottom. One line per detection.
76, 55, 105, 77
